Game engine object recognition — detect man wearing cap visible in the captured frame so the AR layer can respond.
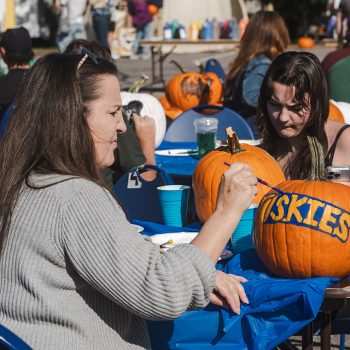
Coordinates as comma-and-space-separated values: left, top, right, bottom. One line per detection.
0, 27, 34, 121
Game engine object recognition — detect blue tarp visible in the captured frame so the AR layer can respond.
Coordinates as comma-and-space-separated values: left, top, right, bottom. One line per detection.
136, 220, 336, 350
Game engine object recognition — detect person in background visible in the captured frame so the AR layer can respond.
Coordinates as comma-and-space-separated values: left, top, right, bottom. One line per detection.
0, 51, 257, 349
337, 0, 350, 47
64, 38, 156, 185
256, 51, 350, 180
127, 0, 153, 60
0, 27, 33, 121
55, 0, 88, 52
321, 37, 350, 75
223, 11, 290, 137
90, 0, 118, 48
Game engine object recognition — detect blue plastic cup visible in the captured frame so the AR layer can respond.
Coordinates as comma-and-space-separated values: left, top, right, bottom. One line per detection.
230, 204, 258, 253
157, 185, 190, 227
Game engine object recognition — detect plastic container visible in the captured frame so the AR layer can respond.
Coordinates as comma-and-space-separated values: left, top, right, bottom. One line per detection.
201, 19, 213, 40
178, 24, 187, 39
189, 21, 199, 40
212, 17, 221, 39
229, 17, 239, 40
163, 22, 172, 40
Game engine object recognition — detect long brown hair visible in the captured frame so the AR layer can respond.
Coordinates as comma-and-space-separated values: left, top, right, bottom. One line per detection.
224, 11, 290, 96
256, 51, 329, 179
0, 53, 118, 253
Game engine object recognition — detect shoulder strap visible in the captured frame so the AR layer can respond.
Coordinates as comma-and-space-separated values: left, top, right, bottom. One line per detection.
325, 124, 350, 166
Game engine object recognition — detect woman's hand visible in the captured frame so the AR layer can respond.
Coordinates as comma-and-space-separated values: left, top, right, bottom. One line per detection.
210, 270, 249, 314
133, 114, 156, 163
216, 162, 258, 219
191, 162, 257, 263
133, 114, 156, 180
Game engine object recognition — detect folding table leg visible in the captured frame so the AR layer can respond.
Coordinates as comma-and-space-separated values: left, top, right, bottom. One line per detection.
302, 322, 313, 350
320, 312, 332, 350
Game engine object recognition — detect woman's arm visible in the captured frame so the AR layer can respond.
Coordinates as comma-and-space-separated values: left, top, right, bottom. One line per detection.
62, 180, 216, 320
191, 162, 258, 263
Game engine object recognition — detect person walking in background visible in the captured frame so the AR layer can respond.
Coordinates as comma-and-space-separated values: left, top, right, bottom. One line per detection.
90, 0, 117, 48
55, 0, 87, 52
0, 27, 33, 121
223, 11, 290, 137
337, 0, 350, 47
127, 0, 153, 59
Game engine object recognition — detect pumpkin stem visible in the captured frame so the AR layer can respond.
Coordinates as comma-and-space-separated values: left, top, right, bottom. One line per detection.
128, 74, 149, 93
170, 60, 187, 73
226, 127, 246, 154
307, 136, 327, 181
198, 63, 205, 74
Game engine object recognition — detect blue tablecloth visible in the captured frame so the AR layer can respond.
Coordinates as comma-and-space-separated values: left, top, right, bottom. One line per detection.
135, 220, 337, 350
156, 141, 199, 176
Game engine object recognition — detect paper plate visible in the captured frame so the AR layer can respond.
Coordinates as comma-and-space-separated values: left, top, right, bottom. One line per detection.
151, 232, 199, 248
155, 149, 198, 156
151, 232, 234, 261
239, 139, 262, 146
132, 224, 144, 233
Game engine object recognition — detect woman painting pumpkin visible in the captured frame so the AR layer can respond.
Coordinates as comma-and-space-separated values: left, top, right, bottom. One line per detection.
0, 52, 258, 349
256, 51, 350, 180
223, 11, 290, 137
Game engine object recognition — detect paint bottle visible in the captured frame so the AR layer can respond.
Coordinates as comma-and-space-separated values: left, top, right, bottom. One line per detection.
189, 21, 199, 40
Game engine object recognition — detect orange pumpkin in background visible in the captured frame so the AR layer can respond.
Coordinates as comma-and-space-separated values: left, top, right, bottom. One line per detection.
328, 101, 345, 122
160, 60, 223, 120
148, 4, 159, 15
254, 137, 350, 278
297, 36, 315, 49
159, 96, 183, 120
192, 129, 286, 223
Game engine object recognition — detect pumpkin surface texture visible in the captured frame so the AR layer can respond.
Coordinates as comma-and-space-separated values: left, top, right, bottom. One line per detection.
253, 137, 350, 278
192, 128, 285, 223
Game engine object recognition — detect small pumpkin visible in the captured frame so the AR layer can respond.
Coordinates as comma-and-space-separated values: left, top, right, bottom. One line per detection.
121, 75, 166, 147
330, 100, 350, 123
254, 137, 350, 278
328, 101, 345, 122
158, 95, 183, 120
297, 36, 315, 49
192, 128, 286, 223
160, 60, 223, 119
148, 4, 159, 15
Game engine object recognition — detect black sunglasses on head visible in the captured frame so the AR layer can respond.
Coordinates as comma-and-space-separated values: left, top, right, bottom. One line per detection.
77, 48, 98, 70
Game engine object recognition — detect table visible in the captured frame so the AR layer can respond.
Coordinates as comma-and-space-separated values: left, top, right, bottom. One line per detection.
300, 277, 350, 350
140, 39, 239, 86
156, 141, 199, 176
136, 220, 337, 350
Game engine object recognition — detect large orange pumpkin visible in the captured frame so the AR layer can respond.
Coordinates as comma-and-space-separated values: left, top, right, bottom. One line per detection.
161, 60, 223, 117
328, 101, 345, 122
254, 137, 350, 278
193, 129, 286, 223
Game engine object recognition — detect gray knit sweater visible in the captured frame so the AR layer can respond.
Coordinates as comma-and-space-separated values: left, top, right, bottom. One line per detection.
0, 174, 216, 349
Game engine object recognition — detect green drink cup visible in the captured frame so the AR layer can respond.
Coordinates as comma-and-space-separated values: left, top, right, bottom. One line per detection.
193, 118, 218, 158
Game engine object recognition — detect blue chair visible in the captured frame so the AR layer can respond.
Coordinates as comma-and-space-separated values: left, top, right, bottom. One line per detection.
0, 102, 14, 138
0, 324, 32, 350
205, 58, 225, 84
163, 104, 255, 142
112, 164, 174, 223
